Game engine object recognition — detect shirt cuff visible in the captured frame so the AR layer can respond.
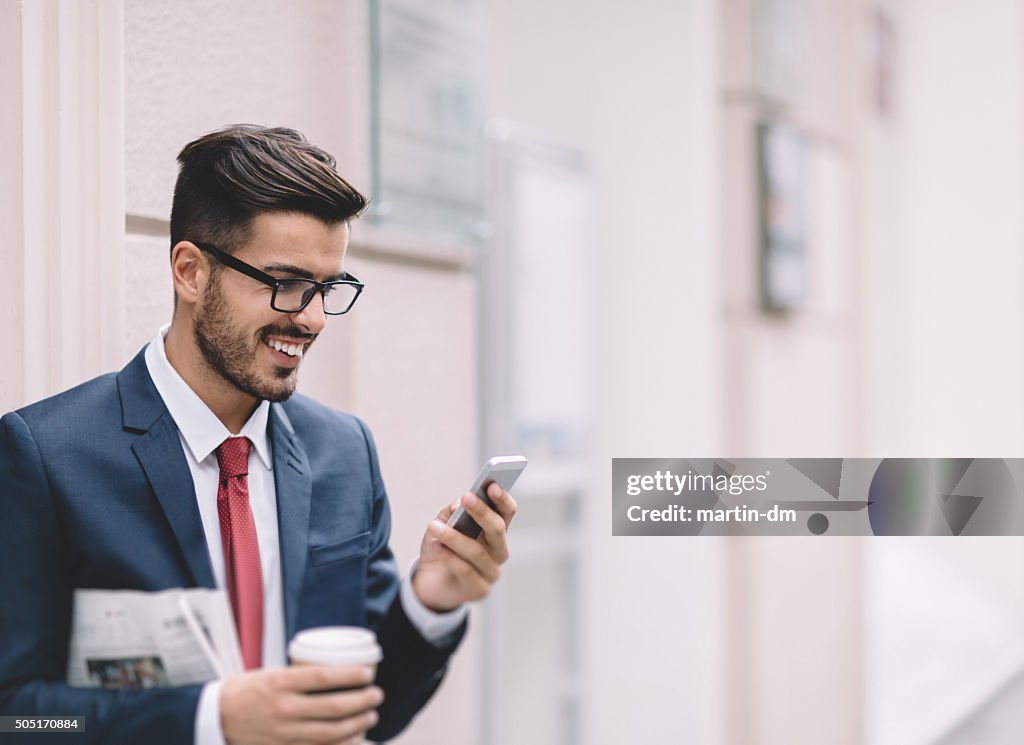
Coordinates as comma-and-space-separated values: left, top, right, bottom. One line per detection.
400, 559, 469, 645
194, 680, 227, 745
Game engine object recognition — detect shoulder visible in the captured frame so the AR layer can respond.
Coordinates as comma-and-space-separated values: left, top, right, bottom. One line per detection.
9, 372, 121, 437
275, 394, 386, 484
277, 393, 375, 447
1, 372, 125, 467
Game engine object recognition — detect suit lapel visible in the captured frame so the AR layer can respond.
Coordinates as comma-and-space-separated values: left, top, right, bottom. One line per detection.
132, 414, 216, 588
118, 348, 315, 634
270, 404, 312, 640
119, 348, 216, 589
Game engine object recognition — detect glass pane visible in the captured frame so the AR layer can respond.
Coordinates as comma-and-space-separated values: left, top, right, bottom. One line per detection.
370, 0, 485, 244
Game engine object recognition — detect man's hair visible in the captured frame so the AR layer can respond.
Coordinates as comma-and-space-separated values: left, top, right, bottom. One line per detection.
170, 124, 367, 256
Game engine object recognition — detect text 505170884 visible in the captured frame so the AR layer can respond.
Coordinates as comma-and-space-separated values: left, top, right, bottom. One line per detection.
0, 717, 85, 732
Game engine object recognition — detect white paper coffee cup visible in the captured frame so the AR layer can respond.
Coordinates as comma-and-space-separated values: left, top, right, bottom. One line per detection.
288, 626, 382, 668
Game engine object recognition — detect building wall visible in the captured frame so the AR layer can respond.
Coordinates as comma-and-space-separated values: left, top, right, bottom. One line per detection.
877, 0, 1024, 453
717, 1, 866, 742
862, 0, 1024, 741
2, 0, 125, 409
0, 0, 26, 414
483, 1, 726, 743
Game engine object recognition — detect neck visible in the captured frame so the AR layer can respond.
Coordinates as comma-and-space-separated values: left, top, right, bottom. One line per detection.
164, 319, 259, 434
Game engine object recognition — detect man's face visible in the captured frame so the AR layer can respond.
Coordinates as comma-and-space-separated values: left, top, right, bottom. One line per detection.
192, 211, 350, 403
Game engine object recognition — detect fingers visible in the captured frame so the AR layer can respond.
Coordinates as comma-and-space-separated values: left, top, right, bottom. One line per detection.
277, 664, 375, 693
423, 542, 494, 600
285, 708, 378, 743
427, 519, 501, 583
221, 667, 382, 745
485, 482, 518, 527
417, 486, 517, 609
284, 685, 384, 720
460, 489, 512, 563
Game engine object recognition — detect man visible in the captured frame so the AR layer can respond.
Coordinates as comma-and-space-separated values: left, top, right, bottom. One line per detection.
0, 125, 515, 744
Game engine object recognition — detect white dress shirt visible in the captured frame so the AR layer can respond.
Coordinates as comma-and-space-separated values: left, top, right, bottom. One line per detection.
143, 325, 467, 744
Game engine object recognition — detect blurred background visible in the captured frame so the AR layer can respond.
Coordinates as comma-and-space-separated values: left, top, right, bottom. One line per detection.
3, 0, 1024, 743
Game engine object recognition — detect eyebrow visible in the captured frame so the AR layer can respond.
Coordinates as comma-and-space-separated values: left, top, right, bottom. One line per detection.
262, 262, 347, 282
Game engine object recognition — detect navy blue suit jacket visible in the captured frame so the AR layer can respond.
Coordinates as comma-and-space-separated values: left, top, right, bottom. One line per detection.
0, 348, 464, 743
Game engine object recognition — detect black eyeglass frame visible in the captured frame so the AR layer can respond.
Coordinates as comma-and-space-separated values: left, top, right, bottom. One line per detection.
192, 241, 365, 316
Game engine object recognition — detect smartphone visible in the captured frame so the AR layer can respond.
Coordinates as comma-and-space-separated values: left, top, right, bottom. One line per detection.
446, 455, 528, 539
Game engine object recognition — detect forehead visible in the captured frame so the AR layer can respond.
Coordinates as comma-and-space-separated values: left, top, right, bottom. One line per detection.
237, 211, 350, 277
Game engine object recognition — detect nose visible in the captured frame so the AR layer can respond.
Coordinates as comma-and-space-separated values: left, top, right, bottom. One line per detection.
290, 290, 328, 335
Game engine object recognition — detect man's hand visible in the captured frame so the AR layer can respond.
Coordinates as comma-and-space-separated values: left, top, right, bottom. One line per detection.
413, 483, 517, 613
220, 665, 383, 745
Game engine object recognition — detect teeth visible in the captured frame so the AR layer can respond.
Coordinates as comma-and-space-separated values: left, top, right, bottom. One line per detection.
266, 339, 303, 358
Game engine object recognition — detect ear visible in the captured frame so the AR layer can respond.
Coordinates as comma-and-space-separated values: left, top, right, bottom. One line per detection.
170, 241, 211, 306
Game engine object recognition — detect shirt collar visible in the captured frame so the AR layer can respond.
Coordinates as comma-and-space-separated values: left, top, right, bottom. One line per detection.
144, 323, 273, 470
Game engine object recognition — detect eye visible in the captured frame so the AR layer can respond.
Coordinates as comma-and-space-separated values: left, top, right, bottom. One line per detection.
274, 279, 312, 297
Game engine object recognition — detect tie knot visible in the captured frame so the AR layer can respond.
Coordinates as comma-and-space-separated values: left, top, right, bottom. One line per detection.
217, 436, 251, 479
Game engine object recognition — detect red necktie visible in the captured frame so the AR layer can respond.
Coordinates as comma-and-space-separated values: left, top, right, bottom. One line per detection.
216, 436, 263, 670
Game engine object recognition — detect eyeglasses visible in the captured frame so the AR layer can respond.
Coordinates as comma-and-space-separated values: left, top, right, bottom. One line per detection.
193, 241, 364, 316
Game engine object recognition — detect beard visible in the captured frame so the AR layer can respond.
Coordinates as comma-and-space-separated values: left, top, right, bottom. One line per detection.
193, 274, 315, 403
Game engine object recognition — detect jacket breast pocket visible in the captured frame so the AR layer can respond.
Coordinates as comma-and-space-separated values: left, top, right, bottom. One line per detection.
309, 530, 371, 568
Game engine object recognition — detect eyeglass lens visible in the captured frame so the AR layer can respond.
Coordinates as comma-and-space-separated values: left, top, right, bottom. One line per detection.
273, 280, 359, 315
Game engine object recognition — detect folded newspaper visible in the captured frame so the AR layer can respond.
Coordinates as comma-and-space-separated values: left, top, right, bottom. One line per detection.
67, 588, 243, 689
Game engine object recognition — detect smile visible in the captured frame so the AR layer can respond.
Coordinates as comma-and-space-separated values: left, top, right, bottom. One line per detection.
264, 338, 304, 358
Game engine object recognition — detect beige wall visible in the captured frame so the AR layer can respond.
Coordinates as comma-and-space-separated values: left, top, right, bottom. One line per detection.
717, 1, 866, 742
862, 1, 1024, 742
2, 0, 125, 409
0, 0, 26, 413
865, 0, 1024, 454
484, 1, 726, 743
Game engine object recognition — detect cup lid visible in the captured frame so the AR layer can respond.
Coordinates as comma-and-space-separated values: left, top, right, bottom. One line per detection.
288, 626, 382, 666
